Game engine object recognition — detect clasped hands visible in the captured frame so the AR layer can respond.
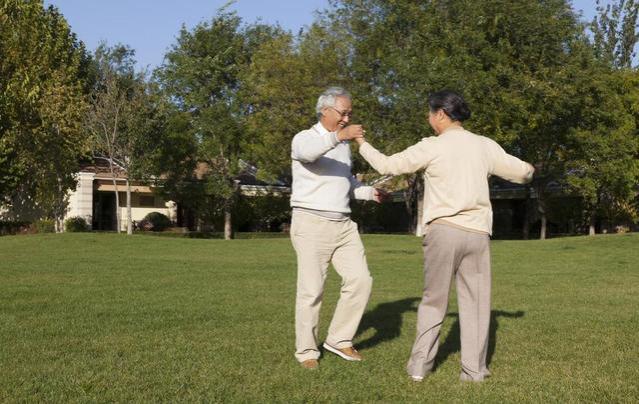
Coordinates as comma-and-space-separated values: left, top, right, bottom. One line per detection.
337, 125, 390, 203
337, 124, 367, 146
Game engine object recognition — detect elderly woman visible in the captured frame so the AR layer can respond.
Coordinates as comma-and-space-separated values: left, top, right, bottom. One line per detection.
354, 90, 534, 382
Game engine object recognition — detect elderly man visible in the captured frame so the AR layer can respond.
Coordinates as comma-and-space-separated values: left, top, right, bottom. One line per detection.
290, 86, 385, 370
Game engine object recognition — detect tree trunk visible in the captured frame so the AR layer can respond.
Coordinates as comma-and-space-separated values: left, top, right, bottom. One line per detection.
403, 174, 418, 234
54, 206, 64, 233
415, 185, 424, 237
537, 185, 547, 240
108, 158, 122, 233
55, 175, 65, 233
223, 180, 241, 240
589, 211, 596, 236
126, 179, 133, 235
224, 204, 233, 240
55, 218, 63, 233
112, 181, 121, 233
540, 213, 547, 240
522, 198, 530, 240
403, 173, 424, 236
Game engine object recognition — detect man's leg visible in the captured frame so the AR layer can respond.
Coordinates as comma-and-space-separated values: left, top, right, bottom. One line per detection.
325, 220, 372, 351
407, 224, 461, 378
291, 213, 334, 362
456, 232, 491, 381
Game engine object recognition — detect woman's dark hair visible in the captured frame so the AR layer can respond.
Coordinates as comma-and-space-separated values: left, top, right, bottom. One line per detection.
427, 90, 471, 122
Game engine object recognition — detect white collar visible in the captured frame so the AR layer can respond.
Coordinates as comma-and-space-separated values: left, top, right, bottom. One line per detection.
313, 122, 332, 135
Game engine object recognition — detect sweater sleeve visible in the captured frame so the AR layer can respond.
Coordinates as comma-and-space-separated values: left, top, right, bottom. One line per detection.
291, 130, 340, 163
349, 175, 376, 201
485, 138, 534, 184
358, 139, 434, 175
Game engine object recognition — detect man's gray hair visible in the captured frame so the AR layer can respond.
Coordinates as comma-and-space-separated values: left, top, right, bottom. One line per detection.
316, 86, 351, 119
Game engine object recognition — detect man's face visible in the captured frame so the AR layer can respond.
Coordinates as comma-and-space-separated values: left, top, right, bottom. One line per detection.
321, 96, 352, 132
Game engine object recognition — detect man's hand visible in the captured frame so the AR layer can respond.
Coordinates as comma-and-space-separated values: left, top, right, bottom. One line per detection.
337, 124, 365, 141
373, 188, 390, 203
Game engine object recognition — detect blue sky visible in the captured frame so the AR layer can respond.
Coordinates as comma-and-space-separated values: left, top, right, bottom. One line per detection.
43, 0, 331, 69
44, 0, 601, 70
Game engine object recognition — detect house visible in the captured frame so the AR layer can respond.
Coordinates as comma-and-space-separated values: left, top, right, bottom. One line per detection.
65, 159, 291, 232
65, 160, 176, 231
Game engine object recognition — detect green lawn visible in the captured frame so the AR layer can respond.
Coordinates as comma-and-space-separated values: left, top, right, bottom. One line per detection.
1, 233, 637, 402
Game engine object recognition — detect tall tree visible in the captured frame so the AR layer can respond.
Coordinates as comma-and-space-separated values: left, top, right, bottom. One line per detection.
591, 0, 639, 68
322, 0, 587, 239
157, 10, 283, 239
0, 0, 91, 229
86, 43, 156, 235
564, 68, 639, 234
566, 0, 639, 234
241, 23, 350, 182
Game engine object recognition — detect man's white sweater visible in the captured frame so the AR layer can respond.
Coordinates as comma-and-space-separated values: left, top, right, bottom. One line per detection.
290, 122, 375, 213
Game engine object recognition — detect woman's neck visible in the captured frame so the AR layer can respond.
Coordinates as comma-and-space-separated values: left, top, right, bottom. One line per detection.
437, 121, 462, 135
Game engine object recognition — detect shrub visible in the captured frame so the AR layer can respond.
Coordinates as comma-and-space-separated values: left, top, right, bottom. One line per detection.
33, 219, 55, 233
64, 216, 88, 232
141, 212, 171, 232
0, 221, 31, 235
233, 195, 291, 232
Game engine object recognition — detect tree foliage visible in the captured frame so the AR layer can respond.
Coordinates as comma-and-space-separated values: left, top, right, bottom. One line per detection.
3, 0, 637, 239
167, 0, 638, 237
86, 43, 161, 234
316, 0, 590, 237
591, 0, 639, 68
241, 24, 350, 181
155, 10, 285, 239
0, 0, 90, 228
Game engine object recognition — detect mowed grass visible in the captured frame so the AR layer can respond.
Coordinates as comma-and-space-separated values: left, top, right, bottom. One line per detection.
0, 232, 637, 403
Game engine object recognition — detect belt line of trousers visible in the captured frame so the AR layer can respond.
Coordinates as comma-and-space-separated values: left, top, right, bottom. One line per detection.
290, 212, 373, 362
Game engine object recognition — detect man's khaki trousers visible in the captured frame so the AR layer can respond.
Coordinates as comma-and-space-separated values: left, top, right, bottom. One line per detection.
290, 211, 373, 362
407, 223, 491, 381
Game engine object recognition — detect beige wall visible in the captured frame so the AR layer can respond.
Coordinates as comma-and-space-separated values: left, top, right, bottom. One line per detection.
65, 172, 95, 228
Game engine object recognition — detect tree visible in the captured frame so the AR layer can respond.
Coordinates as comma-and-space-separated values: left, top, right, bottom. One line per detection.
564, 68, 639, 234
156, 10, 284, 239
241, 24, 351, 182
565, 0, 639, 235
86, 43, 157, 235
591, 0, 639, 68
320, 0, 588, 239
0, 0, 91, 230
557, 0, 639, 236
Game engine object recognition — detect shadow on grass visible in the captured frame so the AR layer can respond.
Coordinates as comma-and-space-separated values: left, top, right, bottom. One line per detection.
354, 298, 524, 367
355, 297, 420, 350
434, 310, 525, 370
